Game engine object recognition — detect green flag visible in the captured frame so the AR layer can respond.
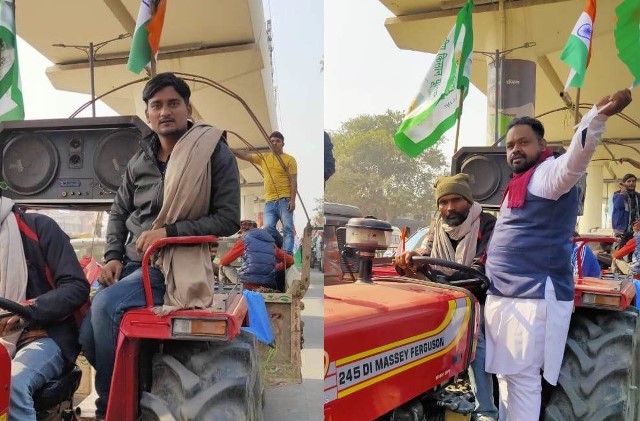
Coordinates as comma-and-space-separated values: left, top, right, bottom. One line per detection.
0, 0, 24, 121
614, 0, 640, 87
394, 0, 474, 158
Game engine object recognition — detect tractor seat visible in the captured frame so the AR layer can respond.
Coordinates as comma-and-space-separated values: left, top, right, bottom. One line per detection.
33, 364, 82, 412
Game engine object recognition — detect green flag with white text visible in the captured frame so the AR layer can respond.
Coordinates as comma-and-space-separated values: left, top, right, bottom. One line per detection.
394, 0, 473, 158
0, 0, 23, 121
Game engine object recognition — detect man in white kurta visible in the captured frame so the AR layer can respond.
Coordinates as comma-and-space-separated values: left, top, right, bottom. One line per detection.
484, 89, 632, 421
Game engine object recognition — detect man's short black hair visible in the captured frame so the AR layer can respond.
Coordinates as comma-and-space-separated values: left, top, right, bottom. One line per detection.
623, 173, 637, 182
269, 131, 284, 141
507, 116, 545, 140
142, 72, 191, 105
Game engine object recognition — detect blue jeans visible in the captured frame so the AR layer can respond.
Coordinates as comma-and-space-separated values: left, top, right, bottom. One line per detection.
79, 262, 165, 418
469, 304, 498, 418
10, 338, 64, 421
264, 198, 295, 255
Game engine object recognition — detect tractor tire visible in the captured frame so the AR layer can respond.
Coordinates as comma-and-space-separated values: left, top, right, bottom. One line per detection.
140, 331, 263, 421
542, 306, 640, 421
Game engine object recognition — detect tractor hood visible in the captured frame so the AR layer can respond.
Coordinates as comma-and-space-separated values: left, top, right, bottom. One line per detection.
324, 278, 478, 421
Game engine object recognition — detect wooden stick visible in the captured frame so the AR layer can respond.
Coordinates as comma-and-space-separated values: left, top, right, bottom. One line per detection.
574, 87, 581, 126
453, 88, 465, 154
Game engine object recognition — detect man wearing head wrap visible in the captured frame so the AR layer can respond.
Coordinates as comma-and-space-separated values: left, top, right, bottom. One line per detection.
483, 89, 632, 421
396, 173, 498, 421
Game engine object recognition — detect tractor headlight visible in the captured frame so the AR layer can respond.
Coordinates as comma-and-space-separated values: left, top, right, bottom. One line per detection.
172, 318, 227, 338
582, 293, 621, 309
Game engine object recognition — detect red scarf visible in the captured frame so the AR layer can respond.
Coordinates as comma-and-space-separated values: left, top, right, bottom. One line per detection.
502, 147, 554, 208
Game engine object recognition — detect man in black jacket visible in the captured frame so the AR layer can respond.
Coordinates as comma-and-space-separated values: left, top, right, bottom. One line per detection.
0, 192, 89, 421
79, 72, 241, 420
396, 173, 497, 421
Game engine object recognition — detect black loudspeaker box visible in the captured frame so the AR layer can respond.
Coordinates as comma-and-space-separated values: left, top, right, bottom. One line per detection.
451, 146, 584, 214
451, 147, 511, 209
0, 116, 150, 207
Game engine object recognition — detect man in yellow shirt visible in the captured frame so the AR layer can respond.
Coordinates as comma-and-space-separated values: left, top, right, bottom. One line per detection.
232, 131, 297, 255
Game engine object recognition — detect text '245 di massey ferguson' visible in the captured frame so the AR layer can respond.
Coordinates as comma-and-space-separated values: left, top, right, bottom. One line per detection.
323, 147, 640, 421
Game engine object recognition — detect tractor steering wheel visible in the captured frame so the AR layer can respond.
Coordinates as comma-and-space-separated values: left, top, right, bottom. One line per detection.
409, 256, 489, 294
0, 297, 33, 321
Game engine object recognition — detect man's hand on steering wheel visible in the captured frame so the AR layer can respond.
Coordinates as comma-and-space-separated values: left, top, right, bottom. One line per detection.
0, 315, 27, 337
0, 297, 35, 337
406, 257, 489, 294
394, 250, 421, 270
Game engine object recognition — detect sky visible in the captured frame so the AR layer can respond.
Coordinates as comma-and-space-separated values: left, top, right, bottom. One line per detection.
324, 0, 489, 162
18, 39, 118, 119
15, 0, 323, 237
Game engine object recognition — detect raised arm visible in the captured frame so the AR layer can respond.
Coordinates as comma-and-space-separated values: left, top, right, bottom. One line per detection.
230, 148, 253, 162
534, 89, 632, 200
620, 157, 640, 170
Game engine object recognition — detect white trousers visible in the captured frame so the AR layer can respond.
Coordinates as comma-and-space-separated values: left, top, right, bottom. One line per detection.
485, 280, 573, 421
497, 369, 542, 421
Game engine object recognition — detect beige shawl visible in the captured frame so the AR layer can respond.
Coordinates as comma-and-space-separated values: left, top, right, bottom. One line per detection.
0, 197, 28, 356
430, 201, 483, 267
151, 122, 222, 315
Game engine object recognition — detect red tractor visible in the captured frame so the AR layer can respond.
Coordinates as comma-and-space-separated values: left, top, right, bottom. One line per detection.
0, 236, 263, 421
0, 115, 291, 420
324, 218, 483, 421
324, 218, 640, 421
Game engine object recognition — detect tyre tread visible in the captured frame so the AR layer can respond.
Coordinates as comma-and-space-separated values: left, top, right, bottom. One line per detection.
543, 307, 640, 421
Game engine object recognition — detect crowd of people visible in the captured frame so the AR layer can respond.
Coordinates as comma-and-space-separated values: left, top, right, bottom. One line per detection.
0, 70, 635, 421
0, 72, 301, 420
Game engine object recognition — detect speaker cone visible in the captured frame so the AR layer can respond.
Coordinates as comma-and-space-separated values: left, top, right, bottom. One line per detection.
2, 133, 59, 195
460, 155, 502, 201
94, 129, 141, 192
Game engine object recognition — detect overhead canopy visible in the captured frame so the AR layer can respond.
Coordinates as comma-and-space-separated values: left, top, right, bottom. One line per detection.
380, 0, 640, 181
15, 0, 277, 193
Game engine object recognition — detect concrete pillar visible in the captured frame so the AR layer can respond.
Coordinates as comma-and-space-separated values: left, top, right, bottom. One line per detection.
254, 199, 265, 226
486, 59, 536, 145
578, 162, 604, 233
240, 194, 249, 221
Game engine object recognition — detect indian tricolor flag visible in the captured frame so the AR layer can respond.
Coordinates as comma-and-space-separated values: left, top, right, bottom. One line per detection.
127, 0, 167, 74
560, 0, 596, 90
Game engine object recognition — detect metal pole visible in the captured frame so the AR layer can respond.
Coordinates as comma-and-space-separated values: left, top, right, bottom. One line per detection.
574, 88, 581, 126
89, 42, 96, 117
52, 34, 129, 118
453, 88, 465, 154
494, 49, 500, 145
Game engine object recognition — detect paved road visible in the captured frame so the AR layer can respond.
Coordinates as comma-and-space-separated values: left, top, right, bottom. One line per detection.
264, 268, 324, 421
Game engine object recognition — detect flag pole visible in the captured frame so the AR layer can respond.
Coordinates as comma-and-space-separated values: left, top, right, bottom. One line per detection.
453, 88, 465, 154
574, 87, 581, 125
150, 57, 157, 78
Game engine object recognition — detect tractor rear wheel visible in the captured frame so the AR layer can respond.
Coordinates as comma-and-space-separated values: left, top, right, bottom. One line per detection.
140, 331, 263, 421
542, 307, 640, 421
